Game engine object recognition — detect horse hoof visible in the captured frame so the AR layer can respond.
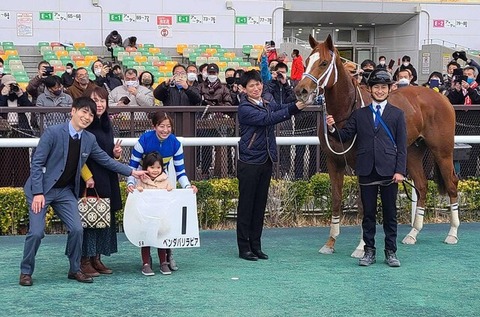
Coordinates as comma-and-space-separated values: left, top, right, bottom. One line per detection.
350, 249, 364, 259
402, 235, 417, 245
319, 245, 334, 254
444, 235, 458, 244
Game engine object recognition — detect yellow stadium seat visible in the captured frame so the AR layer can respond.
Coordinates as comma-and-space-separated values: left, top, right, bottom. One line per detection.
165, 60, 177, 68
148, 47, 161, 55
217, 61, 227, 69
75, 60, 89, 68
224, 52, 235, 60
18, 82, 28, 91
205, 48, 217, 56
84, 55, 98, 63
55, 50, 69, 58
158, 77, 168, 84
5, 50, 18, 57
159, 66, 169, 73
73, 42, 86, 50
253, 44, 264, 50
134, 55, 148, 63
176, 44, 188, 55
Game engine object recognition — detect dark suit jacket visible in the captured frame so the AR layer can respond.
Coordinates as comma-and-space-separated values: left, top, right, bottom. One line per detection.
24, 122, 132, 198
330, 102, 407, 177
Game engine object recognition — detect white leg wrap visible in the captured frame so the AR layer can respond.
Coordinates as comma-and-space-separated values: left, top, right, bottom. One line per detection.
329, 216, 340, 239
412, 207, 425, 232
445, 203, 460, 244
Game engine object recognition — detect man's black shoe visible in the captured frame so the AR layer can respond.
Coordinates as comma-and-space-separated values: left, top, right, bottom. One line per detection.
384, 250, 401, 267
359, 248, 376, 266
239, 251, 258, 261
252, 250, 269, 260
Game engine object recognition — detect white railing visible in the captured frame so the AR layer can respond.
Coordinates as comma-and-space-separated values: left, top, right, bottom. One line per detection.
1, 135, 479, 148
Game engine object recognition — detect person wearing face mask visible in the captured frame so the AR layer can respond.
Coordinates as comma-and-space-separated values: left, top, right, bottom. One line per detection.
186, 64, 200, 88
224, 67, 237, 101
36, 75, 73, 128
422, 71, 446, 94
65, 67, 96, 99
443, 61, 461, 91
198, 63, 233, 177
197, 63, 209, 84
448, 66, 480, 105
139, 71, 155, 91
395, 69, 414, 89
377, 56, 387, 70
0, 75, 33, 187
393, 55, 417, 84
359, 59, 376, 86
61, 63, 75, 88
91, 60, 122, 92
109, 68, 154, 108
153, 64, 201, 106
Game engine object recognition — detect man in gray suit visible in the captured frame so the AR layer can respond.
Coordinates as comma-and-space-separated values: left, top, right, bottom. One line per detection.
20, 97, 146, 286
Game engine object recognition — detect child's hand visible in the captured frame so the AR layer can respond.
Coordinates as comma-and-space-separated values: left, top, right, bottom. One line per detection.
127, 184, 136, 193
137, 186, 144, 192
167, 185, 173, 191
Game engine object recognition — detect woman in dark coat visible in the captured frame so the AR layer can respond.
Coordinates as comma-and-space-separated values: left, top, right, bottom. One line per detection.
80, 86, 123, 275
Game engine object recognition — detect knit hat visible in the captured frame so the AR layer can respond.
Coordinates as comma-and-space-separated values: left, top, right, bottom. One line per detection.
1, 75, 16, 86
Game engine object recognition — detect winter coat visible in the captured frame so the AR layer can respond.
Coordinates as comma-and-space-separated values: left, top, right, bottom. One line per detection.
154, 81, 202, 106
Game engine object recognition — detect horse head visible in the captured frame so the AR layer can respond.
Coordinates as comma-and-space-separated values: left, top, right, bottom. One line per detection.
295, 34, 342, 104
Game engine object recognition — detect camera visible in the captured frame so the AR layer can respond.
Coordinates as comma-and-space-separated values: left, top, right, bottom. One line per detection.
105, 61, 112, 68
277, 73, 284, 80
44, 66, 54, 76
119, 96, 130, 105
10, 83, 19, 93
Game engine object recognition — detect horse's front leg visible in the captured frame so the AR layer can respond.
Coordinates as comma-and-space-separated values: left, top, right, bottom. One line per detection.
319, 159, 344, 254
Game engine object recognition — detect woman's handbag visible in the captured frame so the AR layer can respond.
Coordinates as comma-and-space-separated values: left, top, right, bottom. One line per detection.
78, 188, 111, 228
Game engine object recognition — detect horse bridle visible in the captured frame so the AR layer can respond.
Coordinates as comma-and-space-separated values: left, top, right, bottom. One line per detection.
302, 51, 358, 156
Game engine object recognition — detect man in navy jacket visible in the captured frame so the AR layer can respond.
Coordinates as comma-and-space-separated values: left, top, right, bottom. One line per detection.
326, 69, 407, 267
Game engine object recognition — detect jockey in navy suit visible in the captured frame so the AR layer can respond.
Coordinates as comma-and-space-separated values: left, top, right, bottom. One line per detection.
326, 69, 407, 267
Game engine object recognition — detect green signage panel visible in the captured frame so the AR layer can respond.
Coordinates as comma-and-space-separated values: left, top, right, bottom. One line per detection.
39, 12, 54, 21
235, 16, 247, 24
176, 15, 190, 24
109, 13, 123, 22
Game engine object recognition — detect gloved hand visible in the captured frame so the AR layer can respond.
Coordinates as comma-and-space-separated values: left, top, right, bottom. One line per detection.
452, 51, 460, 60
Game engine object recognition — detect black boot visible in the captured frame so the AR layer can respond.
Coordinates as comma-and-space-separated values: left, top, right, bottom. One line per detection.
359, 247, 376, 266
384, 250, 401, 267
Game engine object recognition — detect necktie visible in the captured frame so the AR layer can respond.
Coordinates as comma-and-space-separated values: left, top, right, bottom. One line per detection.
73, 133, 79, 140
374, 105, 381, 128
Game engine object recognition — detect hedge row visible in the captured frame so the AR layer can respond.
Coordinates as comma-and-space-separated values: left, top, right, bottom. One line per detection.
1, 175, 480, 235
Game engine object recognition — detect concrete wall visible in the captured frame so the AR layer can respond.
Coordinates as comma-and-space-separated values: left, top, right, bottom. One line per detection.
0, 0, 284, 48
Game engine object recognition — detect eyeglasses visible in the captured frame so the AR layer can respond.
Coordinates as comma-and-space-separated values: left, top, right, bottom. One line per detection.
174, 71, 186, 76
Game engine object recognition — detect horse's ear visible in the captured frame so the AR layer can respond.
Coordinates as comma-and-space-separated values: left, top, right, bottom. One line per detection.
325, 34, 334, 51
309, 34, 318, 49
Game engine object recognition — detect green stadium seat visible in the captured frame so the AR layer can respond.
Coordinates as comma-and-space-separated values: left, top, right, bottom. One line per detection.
121, 56, 134, 63
38, 41, 50, 47
232, 57, 243, 63
113, 46, 125, 57
199, 44, 210, 50
138, 47, 149, 54
211, 44, 221, 50
15, 76, 30, 83
2, 41, 14, 47
240, 61, 252, 67
143, 44, 154, 48
242, 44, 253, 56
124, 61, 140, 68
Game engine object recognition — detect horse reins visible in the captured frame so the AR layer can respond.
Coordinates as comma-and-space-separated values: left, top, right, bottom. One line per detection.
358, 178, 420, 202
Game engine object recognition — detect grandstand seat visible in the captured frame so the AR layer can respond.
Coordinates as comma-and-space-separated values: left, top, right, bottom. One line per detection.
117, 52, 130, 62
176, 44, 188, 55
133, 66, 146, 73
113, 47, 125, 57
158, 55, 172, 61
130, 52, 142, 58
199, 44, 210, 50
142, 61, 153, 66
207, 57, 220, 64
65, 46, 75, 51
158, 77, 168, 84
165, 60, 177, 67
211, 44, 221, 50
143, 44, 155, 48
9, 64, 25, 72
138, 47, 149, 54
121, 56, 134, 63
240, 61, 252, 68
134, 55, 148, 63
40, 46, 52, 54
125, 46, 137, 53
219, 56, 229, 63
196, 56, 208, 66
49, 60, 63, 66
152, 71, 162, 79
60, 56, 73, 64
249, 49, 261, 60
218, 72, 226, 83
2, 41, 14, 47
8, 59, 22, 66
232, 57, 243, 63
224, 52, 235, 60
88, 72, 96, 81
124, 61, 140, 68
242, 45, 253, 57
188, 53, 198, 63
75, 60, 89, 68
147, 56, 160, 63
217, 61, 227, 70
53, 46, 65, 52
54, 65, 66, 72
84, 55, 98, 63
205, 48, 217, 56
72, 55, 85, 61
55, 50, 69, 58
5, 50, 18, 57
68, 50, 82, 57
253, 44, 264, 50
15, 76, 29, 83
187, 44, 199, 49
73, 42, 86, 50
145, 65, 158, 73
152, 61, 165, 67
227, 62, 240, 69
182, 48, 195, 59
149, 47, 161, 55
79, 48, 93, 56
194, 48, 204, 55
158, 66, 170, 73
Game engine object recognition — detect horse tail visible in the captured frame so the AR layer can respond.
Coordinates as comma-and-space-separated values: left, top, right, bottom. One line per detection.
433, 161, 447, 196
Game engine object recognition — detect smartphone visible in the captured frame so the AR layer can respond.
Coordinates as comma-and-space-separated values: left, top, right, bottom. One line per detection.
429, 79, 440, 88
119, 96, 130, 105
388, 59, 395, 69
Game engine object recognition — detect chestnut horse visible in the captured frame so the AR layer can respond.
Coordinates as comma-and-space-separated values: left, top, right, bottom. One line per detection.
295, 35, 459, 258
